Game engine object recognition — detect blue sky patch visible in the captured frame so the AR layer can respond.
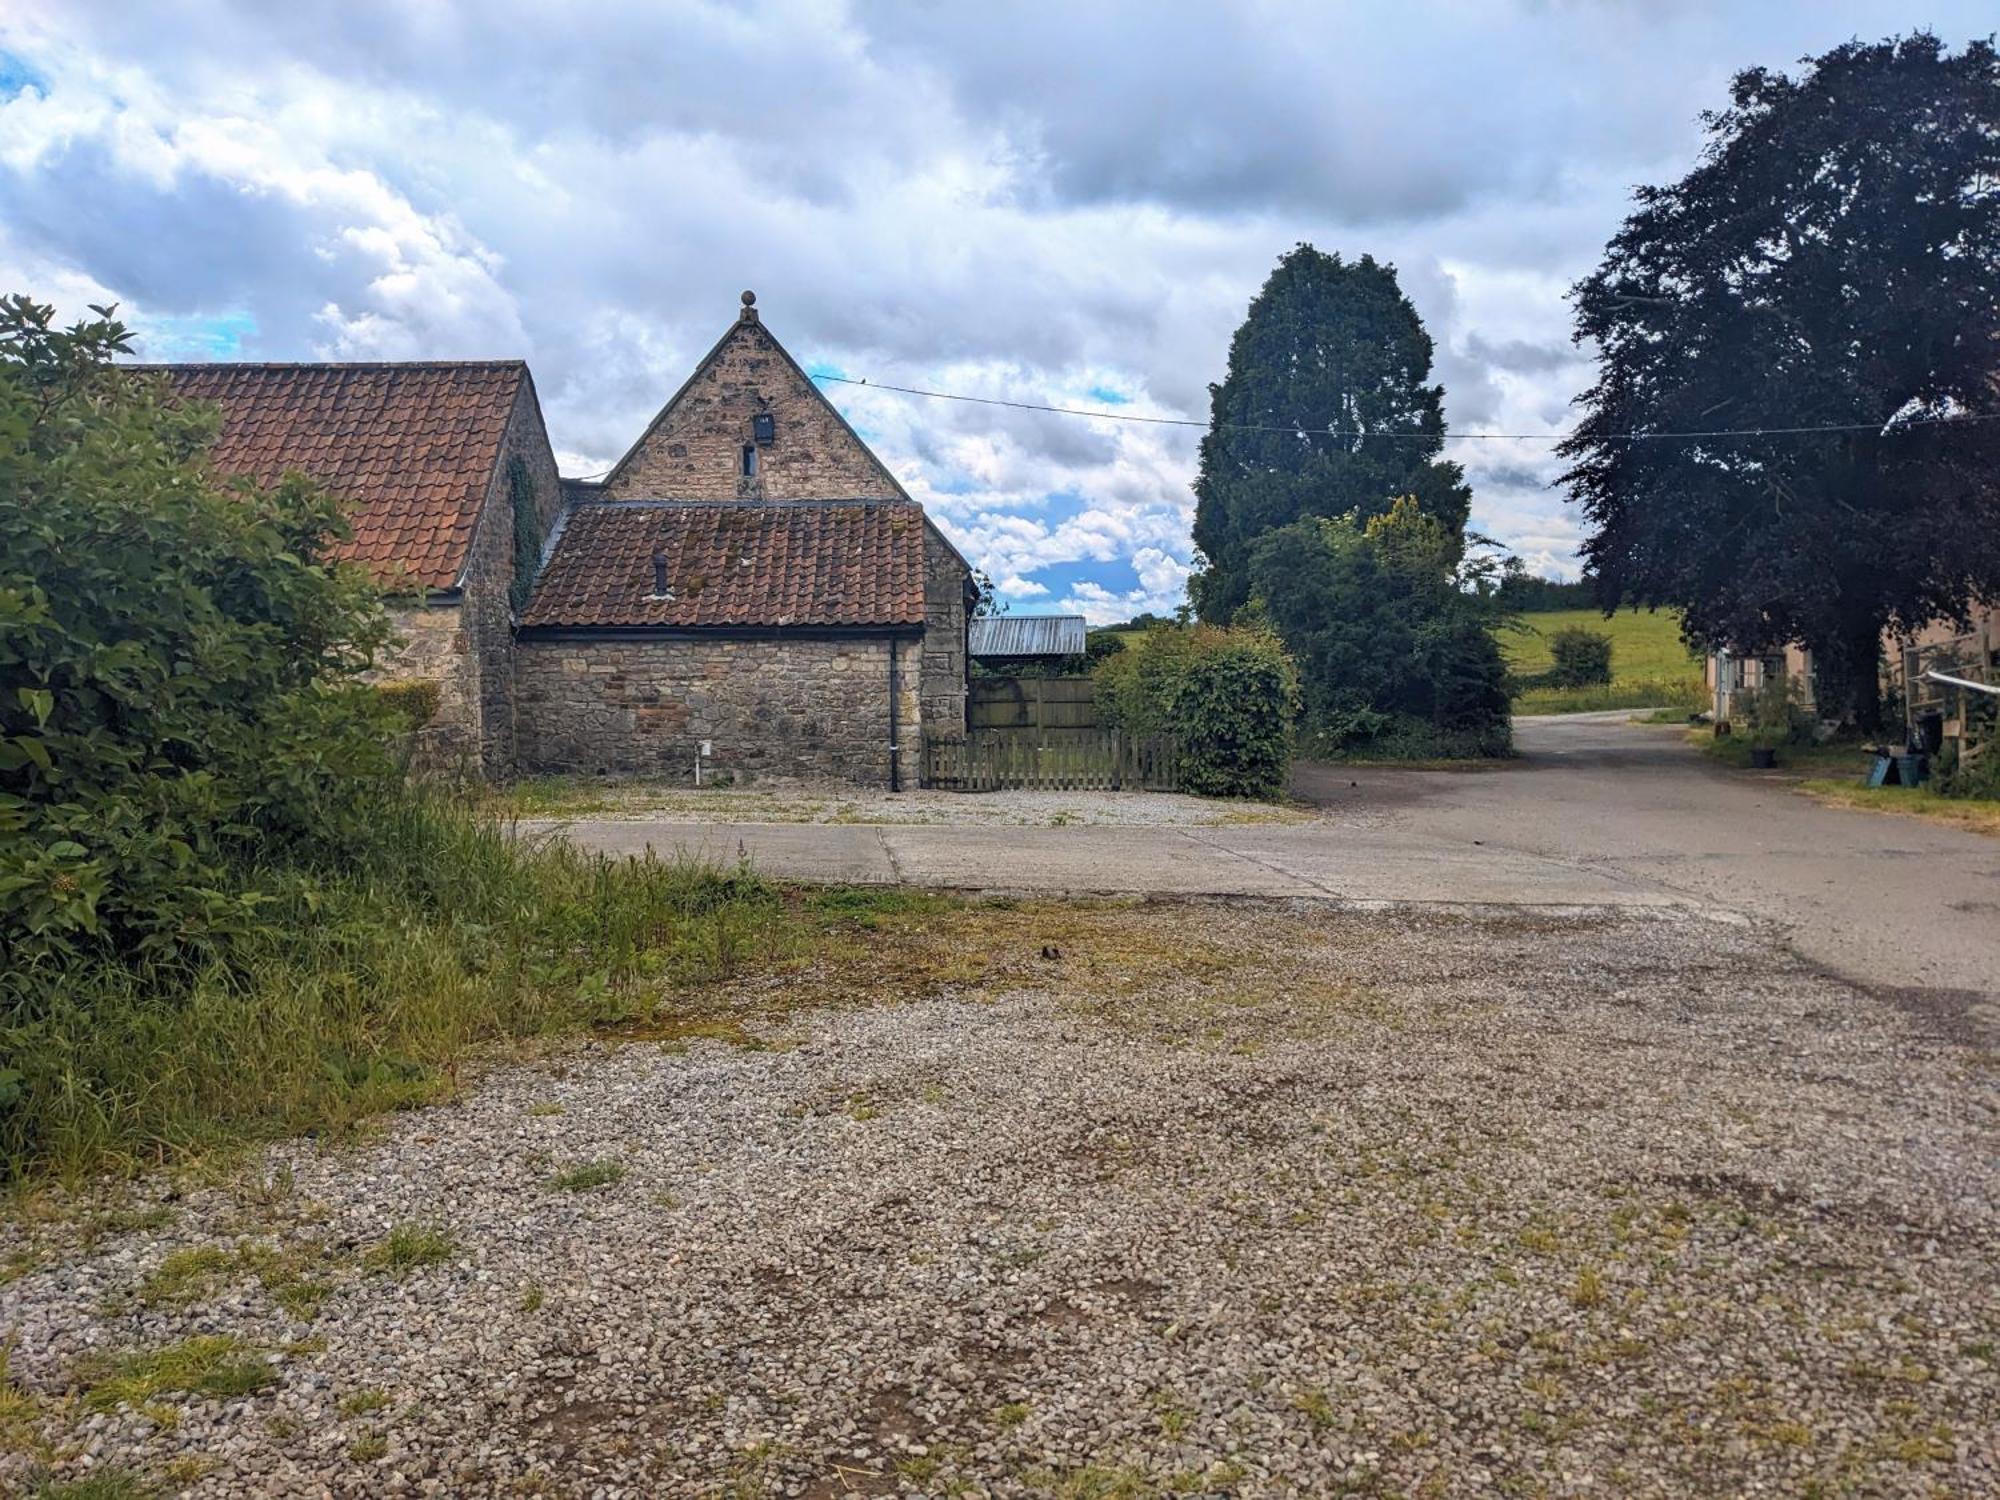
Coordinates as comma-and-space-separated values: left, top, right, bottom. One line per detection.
0, 51, 47, 101
134, 310, 258, 360
1024, 557, 1140, 598
1084, 383, 1131, 406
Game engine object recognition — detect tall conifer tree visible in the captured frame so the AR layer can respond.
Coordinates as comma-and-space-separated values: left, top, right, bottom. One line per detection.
1190, 245, 1470, 620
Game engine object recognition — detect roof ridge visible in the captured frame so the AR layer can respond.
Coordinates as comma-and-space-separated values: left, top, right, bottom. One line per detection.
128, 359, 529, 372
573, 497, 918, 510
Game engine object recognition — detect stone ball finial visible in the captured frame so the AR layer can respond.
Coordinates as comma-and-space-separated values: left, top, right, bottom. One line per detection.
740, 289, 757, 307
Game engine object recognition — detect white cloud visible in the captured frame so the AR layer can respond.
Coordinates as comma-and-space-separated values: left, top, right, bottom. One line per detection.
1, 0, 1987, 594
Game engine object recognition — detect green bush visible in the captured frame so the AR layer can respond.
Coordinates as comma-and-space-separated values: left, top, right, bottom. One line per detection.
1094, 626, 1300, 797
1547, 627, 1613, 688
1746, 671, 1816, 749
1, 296, 395, 992
1936, 696, 2000, 799
1248, 499, 1512, 759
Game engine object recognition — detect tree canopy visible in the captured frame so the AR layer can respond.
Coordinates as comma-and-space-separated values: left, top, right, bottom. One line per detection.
1560, 34, 2000, 727
1190, 245, 1470, 621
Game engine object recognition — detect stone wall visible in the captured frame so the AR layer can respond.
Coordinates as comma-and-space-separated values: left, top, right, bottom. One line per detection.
603, 309, 902, 502
515, 634, 920, 786
374, 378, 564, 777
919, 519, 970, 746
378, 599, 477, 769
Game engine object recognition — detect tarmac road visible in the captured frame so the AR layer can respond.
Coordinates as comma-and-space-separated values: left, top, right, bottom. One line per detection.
531, 711, 2000, 1000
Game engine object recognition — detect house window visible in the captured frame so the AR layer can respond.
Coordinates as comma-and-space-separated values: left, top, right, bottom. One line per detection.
741, 444, 758, 477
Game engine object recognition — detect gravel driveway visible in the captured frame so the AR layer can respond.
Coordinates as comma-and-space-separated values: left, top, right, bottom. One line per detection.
5, 900, 1996, 1498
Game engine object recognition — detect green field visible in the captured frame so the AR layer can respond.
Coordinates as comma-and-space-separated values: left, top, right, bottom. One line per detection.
1498, 608, 1705, 716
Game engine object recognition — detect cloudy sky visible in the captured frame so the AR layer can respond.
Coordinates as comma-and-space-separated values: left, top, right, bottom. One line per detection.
1, 2, 1989, 621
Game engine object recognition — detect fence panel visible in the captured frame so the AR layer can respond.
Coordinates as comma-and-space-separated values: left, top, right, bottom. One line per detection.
968, 676, 1098, 731
924, 728, 1178, 792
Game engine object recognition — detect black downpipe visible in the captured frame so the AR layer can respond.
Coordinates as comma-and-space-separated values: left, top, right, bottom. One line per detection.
888, 636, 902, 792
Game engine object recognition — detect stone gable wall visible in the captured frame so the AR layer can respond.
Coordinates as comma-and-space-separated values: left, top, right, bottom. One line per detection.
603, 316, 902, 501
515, 634, 919, 786
374, 379, 563, 776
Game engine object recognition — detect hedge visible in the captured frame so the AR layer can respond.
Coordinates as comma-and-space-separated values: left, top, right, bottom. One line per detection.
1094, 626, 1300, 797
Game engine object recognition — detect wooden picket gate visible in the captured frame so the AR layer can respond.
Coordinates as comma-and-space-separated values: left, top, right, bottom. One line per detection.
923, 728, 1180, 792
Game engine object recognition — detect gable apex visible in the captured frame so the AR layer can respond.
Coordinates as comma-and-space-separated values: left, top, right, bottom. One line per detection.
600, 301, 907, 502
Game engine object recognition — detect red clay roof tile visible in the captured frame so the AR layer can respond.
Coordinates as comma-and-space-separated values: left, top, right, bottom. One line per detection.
148, 361, 525, 592
522, 501, 927, 630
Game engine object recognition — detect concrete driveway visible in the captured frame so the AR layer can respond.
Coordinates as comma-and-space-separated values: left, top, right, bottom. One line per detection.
529, 712, 2000, 998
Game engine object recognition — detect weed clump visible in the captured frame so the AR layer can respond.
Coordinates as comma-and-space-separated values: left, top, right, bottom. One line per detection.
79, 1336, 275, 1416
361, 1224, 457, 1278
546, 1160, 627, 1193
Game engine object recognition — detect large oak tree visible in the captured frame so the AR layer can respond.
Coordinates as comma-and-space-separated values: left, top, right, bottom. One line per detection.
1561, 34, 2000, 728
1190, 245, 1470, 621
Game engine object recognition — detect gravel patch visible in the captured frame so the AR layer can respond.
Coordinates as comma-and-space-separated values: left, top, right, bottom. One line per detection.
501, 780, 1314, 828
4, 901, 1996, 1498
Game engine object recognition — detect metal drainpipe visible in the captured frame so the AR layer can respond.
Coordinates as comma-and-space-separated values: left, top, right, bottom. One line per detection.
888, 636, 902, 793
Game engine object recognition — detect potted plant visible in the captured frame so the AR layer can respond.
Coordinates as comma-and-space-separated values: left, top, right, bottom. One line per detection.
1744, 670, 1797, 769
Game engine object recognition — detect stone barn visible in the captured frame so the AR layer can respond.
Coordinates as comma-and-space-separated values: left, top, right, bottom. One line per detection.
513, 292, 973, 787
152, 292, 972, 787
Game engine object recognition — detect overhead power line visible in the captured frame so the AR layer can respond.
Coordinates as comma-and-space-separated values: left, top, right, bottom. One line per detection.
811, 372, 2000, 444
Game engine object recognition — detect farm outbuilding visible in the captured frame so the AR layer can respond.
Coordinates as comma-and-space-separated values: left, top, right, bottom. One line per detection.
158, 291, 976, 786
968, 615, 1088, 663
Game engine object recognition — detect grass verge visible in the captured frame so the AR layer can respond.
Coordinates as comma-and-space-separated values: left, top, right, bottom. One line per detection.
1795, 781, 2000, 838
0, 795, 844, 1187
1694, 733, 1876, 778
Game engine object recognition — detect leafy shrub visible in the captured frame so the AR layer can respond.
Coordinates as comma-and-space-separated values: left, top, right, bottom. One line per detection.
1746, 670, 1816, 749
1936, 696, 2000, 800
1, 297, 394, 990
1248, 499, 1512, 758
0, 297, 828, 1184
1546, 627, 1613, 688
1095, 626, 1299, 797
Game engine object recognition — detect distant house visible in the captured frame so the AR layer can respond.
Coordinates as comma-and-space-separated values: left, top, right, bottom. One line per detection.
153, 293, 975, 786
1704, 609, 1999, 745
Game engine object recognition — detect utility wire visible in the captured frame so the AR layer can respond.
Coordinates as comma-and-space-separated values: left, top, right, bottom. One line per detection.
812, 372, 2000, 443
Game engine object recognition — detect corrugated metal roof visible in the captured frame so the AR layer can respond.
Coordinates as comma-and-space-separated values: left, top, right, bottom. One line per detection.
968, 614, 1088, 658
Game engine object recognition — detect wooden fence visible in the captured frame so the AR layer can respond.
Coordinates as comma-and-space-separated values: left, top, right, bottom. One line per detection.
968, 676, 1097, 730
924, 728, 1180, 792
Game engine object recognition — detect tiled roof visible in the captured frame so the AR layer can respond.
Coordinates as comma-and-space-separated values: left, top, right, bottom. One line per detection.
521, 501, 927, 630
150, 361, 527, 591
